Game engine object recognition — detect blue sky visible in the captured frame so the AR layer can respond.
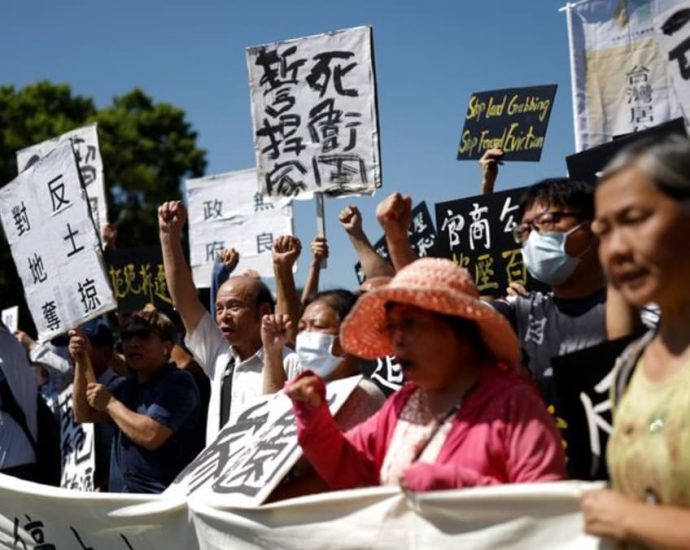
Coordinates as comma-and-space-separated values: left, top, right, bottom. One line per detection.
1, 0, 575, 291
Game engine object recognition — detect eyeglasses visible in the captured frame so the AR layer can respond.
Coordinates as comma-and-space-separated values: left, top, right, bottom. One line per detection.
120, 328, 154, 342
512, 211, 586, 244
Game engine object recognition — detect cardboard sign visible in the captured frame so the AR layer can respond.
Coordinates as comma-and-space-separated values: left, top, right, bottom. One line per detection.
185, 169, 294, 287
104, 247, 174, 314
0, 142, 116, 341
247, 26, 381, 199
16, 124, 108, 231
566, 118, 687, 184
168, 375, 361, 506
457, 85, 557, 161
354, 201, 439, 283
57, 385, 95, 491
1, 306, 19, 333
434, 187, 545, 295
551, 335, 638, 481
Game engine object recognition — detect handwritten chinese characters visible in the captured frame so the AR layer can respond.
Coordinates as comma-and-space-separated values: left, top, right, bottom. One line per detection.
247, 26, 381, 199
0, 142, 116, 341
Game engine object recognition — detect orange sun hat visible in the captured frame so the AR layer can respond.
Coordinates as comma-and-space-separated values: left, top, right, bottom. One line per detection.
340, 258, 521, 370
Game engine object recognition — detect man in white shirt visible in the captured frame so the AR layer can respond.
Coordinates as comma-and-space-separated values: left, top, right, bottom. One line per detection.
158, 200, 278, 444
0, 321, 38, 479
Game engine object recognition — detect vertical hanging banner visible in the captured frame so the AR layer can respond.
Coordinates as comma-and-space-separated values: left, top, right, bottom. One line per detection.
57, 386, 95, 491
456, 85, 557, 161
185, 169, 294, 287
655, 0, 690, 126
434, 187, 544, 295
16, 124, 108, 231
565, 0, 683, 151
246, 26, 382, 199
0, 141, 116, 341
354, 201, 439, 283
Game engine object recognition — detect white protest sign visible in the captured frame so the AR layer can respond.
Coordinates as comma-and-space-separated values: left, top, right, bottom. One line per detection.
1, 306, 19, 333
57, 385, 95, 492
0, 141, 117, 341
16, 123, 108, 231
247, 25, 381, 199
168, 375, 362, 506
185, 169, 293, 287
655, 0, 690, 129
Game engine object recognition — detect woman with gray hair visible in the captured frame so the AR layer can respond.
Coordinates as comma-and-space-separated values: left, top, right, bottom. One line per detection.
580, 135, 690, 548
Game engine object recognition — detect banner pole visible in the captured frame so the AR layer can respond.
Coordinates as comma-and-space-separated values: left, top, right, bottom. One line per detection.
315, 192, 327, 269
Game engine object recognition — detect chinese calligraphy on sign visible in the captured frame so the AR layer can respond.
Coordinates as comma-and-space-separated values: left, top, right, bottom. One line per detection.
185, 169, 293, 287
247, 26, 381, 200
0, 141, 116, 341
16, 124, 108, 232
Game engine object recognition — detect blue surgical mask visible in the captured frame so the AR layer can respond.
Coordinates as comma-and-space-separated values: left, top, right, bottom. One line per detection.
295, 331, 342, 378
521, 223, 588, 286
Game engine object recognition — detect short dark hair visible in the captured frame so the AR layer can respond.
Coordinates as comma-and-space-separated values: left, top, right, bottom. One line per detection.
519, 178, 595, 220
308, 289, 357, 323
124, 305, 177, 342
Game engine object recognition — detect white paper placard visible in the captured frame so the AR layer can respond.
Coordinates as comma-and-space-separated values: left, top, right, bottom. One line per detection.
247, 26, 381, 199
1, 306, 19, 333
185, 169, 293, 287
57, 385, 95, 492
16, 123, 108, 231
0, 141, 116, 341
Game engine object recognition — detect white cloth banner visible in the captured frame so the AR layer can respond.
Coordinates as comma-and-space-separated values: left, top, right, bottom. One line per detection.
0, 141, 116, 341
185, 169, 293, 287
565, 0, 684, 151
0, 475, 611, 549
246, 26, 382, 199
16, 124, 108, 232
57, 385, 95, 491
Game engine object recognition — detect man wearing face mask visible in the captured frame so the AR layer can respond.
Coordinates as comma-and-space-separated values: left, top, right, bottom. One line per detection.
490, 178, 611, 406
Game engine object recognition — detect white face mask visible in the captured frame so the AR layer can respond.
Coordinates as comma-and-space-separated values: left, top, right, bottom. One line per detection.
295, 331, 342, 378
521, 222, 588, 286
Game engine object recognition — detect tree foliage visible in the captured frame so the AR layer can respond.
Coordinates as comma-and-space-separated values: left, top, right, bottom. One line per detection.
0, 81, 207, 331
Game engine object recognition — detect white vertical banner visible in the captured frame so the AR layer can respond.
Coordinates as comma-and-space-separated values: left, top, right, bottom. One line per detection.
16, 123, 108, 232
246, 25, 382, 199
58, 385, 95, 492
565, 0, 683, 151
185, 169, 293, 287
0, 141, 116, 341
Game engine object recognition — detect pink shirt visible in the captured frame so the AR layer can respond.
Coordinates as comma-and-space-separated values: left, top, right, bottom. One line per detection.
291, 366, 566, 491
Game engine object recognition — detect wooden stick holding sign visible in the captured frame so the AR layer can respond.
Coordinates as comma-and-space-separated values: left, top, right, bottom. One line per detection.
315, 192, 327, 269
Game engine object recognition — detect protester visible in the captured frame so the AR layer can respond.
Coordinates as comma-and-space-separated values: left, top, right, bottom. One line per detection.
0, 320, 39, 481
339, 204, 395, 280
286, 258, 565, 491
71, 307, 202, 493
158, 200, 280, 443
580, 136, 690, 547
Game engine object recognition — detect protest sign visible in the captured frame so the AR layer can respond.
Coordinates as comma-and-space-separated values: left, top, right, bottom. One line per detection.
104, 247, 173, 314
247, 26, 381, 199
1, 306, 19, 333
16, 124, 108, 231
434, 187, 544, 295
57, 386, 95, 492
456, 85, 557, 161
566, 117, 687, 184
168, 375, 361, 506
185, 169, 293, 287
360, 356, 404, 397
551, 336, 638, 481
354, 201, 438, 284
656, 1, 690, 129
564, 0, 683, 151
0, 142, 116, 341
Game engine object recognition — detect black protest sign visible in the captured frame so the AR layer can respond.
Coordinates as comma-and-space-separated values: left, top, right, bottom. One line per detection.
434, 187, 542, 294
566, 118, 687, 184
360, 356, 403, 397
551, 335, 637, 481
354, 201, 439, 283
104, 247, 173, 314
457, 85, 557, 161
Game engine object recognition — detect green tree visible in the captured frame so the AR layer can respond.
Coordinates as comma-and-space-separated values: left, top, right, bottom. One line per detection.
0, 81, 206, 332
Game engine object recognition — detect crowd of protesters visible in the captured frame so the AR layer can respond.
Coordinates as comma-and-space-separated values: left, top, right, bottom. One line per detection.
1, 135, 690, 547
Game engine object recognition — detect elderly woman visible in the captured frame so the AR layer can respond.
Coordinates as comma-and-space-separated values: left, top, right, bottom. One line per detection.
286, 258, 565, 492
581, 136, 690, 547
